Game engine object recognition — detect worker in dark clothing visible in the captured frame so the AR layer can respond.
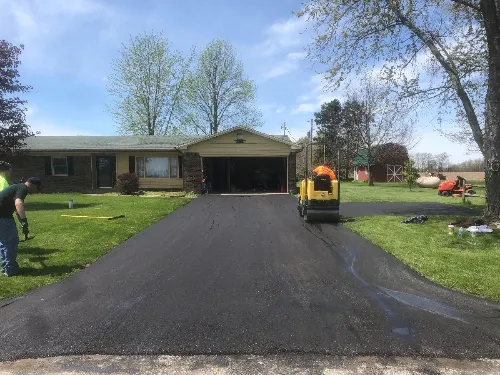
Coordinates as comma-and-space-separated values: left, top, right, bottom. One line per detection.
0, 177, 41, 276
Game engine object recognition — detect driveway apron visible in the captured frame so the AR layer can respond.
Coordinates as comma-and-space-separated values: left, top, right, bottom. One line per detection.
0, 195, 498, 362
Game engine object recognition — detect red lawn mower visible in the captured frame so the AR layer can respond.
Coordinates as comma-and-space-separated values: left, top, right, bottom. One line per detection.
437, 176, 476, 197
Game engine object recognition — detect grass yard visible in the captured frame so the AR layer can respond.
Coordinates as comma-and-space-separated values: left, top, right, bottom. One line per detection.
297, 180, 486, 208
341, 181, 485, 207
0, 193, 191, 301
344, 215, 500, 301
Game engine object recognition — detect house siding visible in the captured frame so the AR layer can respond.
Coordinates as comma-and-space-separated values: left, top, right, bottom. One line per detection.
186, 130, 292, 157
9, 154, 92, 192
116, 152, 183, 190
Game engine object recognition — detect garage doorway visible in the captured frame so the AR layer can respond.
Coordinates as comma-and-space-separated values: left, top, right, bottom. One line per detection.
203, 157, 287, 194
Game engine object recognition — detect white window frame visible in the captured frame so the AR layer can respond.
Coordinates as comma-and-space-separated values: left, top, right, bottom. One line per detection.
169, 157, 179, 178
51, 156, 68, 176
136, 156, 178, 179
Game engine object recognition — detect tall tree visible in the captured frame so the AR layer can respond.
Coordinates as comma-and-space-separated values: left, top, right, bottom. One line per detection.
344, 76, 414, 185
183, 39, 263, 135
0, 40, 33, 159
296, 0, 500, 219
313, 99, 360, 178
313, 99, 343, 164
107, 31, 194, 136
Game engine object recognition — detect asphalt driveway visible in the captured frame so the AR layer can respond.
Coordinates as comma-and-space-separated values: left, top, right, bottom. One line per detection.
0, 195, 498, 362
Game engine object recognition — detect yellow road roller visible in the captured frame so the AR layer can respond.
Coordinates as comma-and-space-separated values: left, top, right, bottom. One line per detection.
297, 142, 340, 222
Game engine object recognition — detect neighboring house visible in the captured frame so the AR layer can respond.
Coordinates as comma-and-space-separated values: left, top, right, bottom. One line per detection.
9, 126, 301, 194
353, 146, 408, 183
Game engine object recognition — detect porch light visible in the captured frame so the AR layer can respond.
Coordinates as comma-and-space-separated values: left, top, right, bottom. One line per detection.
235, 130, 245, 144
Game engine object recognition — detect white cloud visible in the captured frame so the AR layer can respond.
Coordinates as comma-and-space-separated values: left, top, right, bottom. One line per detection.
287, 51, 307, 60
264, 50, 307, 79
0, 0, 112, 42
292, 103, 317, 114
0, 0, 122, 77
255, 16, 308, 57
291, 74, 345, 114
259, 103, 286, 114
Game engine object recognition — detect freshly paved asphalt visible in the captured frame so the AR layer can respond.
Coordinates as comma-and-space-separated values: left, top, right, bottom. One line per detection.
0, 195, 499, 363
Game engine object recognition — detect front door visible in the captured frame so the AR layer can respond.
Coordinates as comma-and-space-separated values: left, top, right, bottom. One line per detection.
97, 156, 116, 188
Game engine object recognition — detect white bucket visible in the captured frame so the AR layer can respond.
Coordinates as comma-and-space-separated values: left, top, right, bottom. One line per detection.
69, 199, 74, 209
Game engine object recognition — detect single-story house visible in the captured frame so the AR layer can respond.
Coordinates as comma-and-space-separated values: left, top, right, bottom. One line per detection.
8, 126, 301, 194
353, 146, 408, 183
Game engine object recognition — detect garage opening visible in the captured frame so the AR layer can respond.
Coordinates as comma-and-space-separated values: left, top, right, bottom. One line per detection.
203, 157, 287, 193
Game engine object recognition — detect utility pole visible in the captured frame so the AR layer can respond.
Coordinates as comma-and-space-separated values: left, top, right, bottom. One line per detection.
281, 122, 287, 136
310, 119, 314, 167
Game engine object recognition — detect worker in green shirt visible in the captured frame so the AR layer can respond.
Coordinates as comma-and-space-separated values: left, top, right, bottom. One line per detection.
0, 161, 12, 191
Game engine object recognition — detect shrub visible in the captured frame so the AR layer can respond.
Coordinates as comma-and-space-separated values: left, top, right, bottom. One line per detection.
116, 172, 140, 195
403, 159, 419, 191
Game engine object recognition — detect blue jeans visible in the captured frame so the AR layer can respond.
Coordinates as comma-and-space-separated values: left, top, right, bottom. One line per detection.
0, 218, 19, 275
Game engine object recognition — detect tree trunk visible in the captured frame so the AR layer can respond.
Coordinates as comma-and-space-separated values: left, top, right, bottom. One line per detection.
367, 163, 375, 186
481, 0, 500, 221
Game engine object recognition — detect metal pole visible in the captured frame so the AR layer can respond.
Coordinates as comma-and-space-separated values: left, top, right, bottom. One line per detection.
310, 119, 313, 167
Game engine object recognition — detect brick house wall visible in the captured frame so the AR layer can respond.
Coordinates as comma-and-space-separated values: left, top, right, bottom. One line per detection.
288, 152, 297, 193
183, 152, 202, 194
9, 154, 92, 193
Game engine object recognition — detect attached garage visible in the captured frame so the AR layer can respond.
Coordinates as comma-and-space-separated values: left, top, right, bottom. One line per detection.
203, 157, 287, 193
177, 127, 301, 194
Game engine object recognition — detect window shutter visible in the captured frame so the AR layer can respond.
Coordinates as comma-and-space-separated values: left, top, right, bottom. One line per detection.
178, 156, 183, 178
67, 156, 74, 175
129, 156, 135, 173
44, 157, 52, 175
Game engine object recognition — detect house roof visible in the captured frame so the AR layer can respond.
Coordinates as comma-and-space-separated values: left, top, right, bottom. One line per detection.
22, 135, 200, 151
22, 126, 297, 152
176, 126, 298, 149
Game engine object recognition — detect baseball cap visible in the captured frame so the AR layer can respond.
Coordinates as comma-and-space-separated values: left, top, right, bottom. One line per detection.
26, 177, 42, 191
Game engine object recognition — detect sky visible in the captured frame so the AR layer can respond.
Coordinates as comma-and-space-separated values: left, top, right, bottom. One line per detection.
0, 0, 484, 163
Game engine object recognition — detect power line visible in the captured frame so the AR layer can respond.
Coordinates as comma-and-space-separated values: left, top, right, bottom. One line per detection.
286, 129, 297, 143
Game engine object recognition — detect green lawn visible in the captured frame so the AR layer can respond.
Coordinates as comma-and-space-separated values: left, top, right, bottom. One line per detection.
297, 180, 486, 209
0, 193, 191, 300
344, 215, 500, 301
341, 180, 485, 206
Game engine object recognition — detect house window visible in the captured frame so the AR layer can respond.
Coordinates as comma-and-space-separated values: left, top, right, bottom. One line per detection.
136, 157, 179, 178
52, 157, 68, 176
170, 157, 178, 178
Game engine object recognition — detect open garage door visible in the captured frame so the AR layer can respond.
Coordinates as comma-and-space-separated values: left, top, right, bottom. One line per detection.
203, 157, 287, 194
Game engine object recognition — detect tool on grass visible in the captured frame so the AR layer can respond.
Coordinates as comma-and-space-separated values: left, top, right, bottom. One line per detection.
61, 214, 126, 220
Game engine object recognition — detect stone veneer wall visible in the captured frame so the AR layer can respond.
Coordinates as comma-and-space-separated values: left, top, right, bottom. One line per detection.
182, 152, 202, 194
